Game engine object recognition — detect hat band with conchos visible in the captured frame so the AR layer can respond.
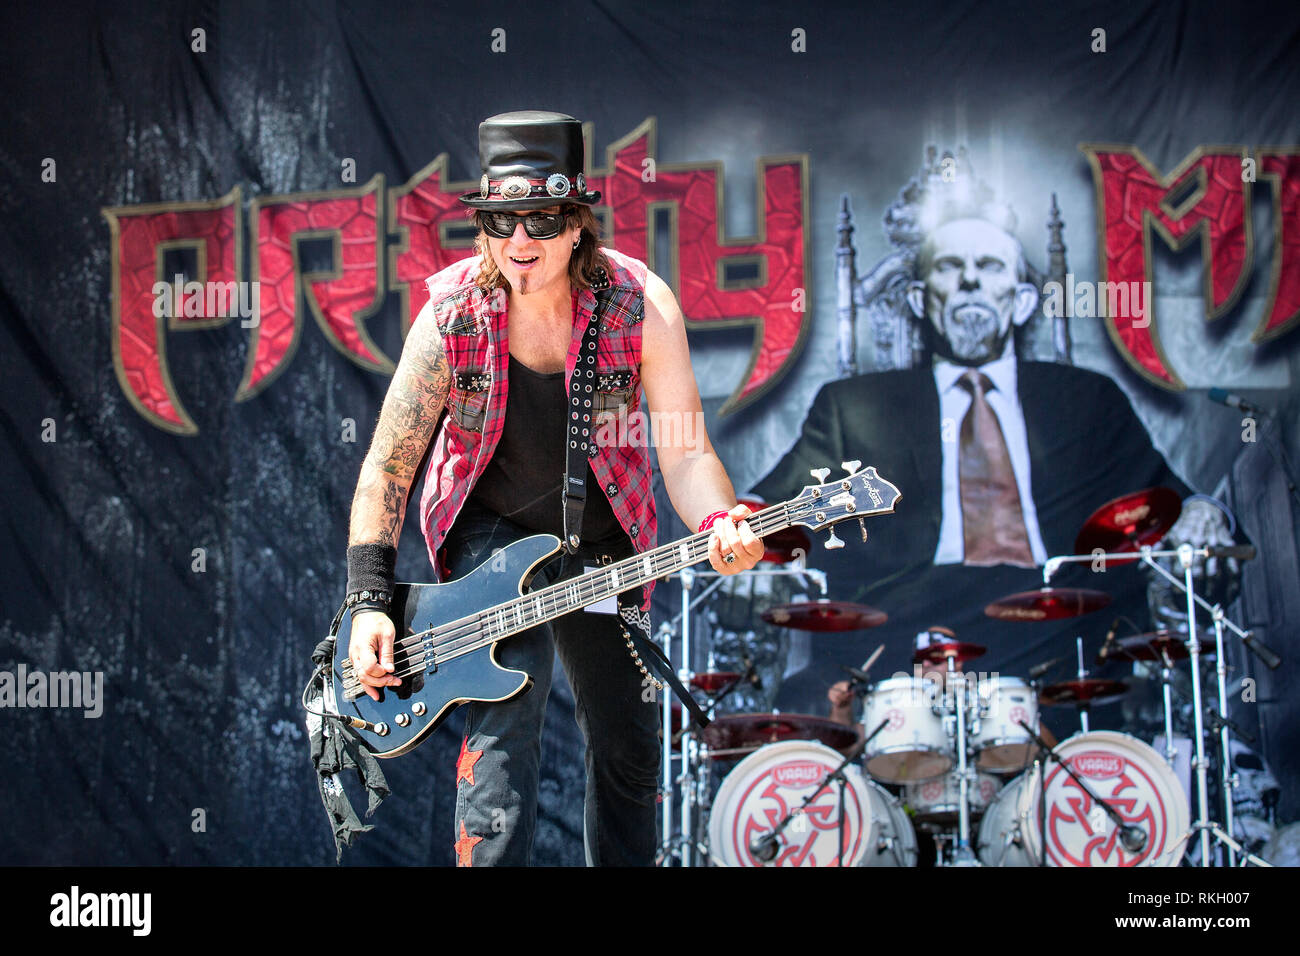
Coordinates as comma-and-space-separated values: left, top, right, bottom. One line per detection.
478, 172, 589, 203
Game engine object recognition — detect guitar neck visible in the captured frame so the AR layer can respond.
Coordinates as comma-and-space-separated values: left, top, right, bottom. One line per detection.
474, 503, 795, 642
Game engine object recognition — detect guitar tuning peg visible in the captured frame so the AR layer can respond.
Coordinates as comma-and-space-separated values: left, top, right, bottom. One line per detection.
858, 518, 868, 542
810, 467, 831, 483
841, 459, 862, 475
824, 528, 845, 550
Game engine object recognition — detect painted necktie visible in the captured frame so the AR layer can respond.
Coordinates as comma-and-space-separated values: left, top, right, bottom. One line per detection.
958, 369, 1035, 567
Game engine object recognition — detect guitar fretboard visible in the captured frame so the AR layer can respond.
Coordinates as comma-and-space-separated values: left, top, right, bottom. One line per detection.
467, 502, 796, 643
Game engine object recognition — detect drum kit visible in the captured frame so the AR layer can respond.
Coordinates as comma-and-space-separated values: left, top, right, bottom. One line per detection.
656, 486, 1279, 867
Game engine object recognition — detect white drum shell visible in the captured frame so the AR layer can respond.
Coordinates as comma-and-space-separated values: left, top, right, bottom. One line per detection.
972, 676, 1039, 773
861, 676, 951, 783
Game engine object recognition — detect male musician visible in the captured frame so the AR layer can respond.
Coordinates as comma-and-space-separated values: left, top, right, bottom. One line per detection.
343, 111, 764, 866
757, 199, 1234, 711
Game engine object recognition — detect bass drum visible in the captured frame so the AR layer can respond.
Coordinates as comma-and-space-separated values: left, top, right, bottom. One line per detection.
978, 731, 1189, 867
708, 740, 916, 867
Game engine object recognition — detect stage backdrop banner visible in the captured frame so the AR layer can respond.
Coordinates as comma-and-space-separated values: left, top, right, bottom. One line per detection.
1, 0, 1298, 865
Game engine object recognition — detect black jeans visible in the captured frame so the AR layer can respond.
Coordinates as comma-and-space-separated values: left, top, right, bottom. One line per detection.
441, 503, 661, 866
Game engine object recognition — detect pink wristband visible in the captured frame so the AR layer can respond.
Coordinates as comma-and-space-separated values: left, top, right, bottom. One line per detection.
699, 510, 731, 533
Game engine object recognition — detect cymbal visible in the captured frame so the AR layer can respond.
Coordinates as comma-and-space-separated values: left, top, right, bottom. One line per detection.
914, 641, 987, 665
701, 712, 863, 757
1103, 630, 1216, 663
1074, 486, 1182, 562
761, 600, 888, 631
1040, 678, 1130, 706
690, 671, 742, 693
984, 588, 1112, 621
738, 498, 812, 564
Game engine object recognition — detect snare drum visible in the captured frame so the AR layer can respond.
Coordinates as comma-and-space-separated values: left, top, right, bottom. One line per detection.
972, 675, 1039, 772
708, 740, 916, 867
861, 676, 951, 783
904, 770, 1003, 827
978, 731, 1189, 867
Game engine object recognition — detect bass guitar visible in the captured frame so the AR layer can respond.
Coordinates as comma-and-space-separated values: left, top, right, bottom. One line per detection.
327, 461, 900, 757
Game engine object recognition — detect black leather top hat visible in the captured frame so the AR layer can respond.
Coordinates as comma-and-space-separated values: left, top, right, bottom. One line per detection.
459, 110, 601, 210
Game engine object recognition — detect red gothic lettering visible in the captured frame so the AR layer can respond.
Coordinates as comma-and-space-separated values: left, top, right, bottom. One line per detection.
101, 188, 242, 435
1082, 146, 1252, 389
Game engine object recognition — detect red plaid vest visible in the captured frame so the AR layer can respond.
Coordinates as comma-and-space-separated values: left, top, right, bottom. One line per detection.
417, 248, 657, 606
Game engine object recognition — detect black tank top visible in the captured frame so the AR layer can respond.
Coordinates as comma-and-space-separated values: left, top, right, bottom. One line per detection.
469, 354, 625, 545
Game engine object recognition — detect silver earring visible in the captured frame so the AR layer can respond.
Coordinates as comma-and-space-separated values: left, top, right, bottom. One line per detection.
573, 235, 581, 250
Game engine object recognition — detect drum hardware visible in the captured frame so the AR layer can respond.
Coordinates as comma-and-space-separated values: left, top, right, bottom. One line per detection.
747, 721, 885, 865
656, 561, 836, 866
1039, 543, 1279, 867
943, 655, 980, 865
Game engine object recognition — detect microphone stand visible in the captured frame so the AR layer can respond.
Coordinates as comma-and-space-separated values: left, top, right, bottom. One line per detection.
748, 719, 886, 866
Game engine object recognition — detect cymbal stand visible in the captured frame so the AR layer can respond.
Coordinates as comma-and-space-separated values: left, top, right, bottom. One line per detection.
1074, 636, 1090, 733
1210, 604, 1236, 865
945, 655, 979, 866
1044, 546, 1281, 866
1159, 647, 1177, 769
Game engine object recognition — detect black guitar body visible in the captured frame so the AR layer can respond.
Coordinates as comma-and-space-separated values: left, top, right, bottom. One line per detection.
330, 535, 563, 757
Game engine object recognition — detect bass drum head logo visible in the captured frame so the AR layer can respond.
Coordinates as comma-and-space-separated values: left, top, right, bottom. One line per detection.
710, 741, 870, 866
1037, 732, 1188, 867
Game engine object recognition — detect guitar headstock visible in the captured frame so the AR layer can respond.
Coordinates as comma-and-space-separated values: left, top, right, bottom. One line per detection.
785, 460, 901, 547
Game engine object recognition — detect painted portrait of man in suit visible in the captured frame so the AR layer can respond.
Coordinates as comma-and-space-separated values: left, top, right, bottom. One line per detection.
753, 183, 1234, 714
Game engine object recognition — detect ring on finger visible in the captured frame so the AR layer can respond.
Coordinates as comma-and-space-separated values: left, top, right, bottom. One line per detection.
724, 553, 736, 564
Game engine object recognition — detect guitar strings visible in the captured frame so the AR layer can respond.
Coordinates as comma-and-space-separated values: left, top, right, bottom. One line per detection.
362, 502, 802, 684
381, 505, 792, 680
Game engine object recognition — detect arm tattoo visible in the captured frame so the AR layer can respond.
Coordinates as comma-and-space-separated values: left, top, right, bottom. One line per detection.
348, 317, 452, 547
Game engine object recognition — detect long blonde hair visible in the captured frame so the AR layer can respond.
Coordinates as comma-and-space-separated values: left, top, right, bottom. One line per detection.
471, 204, 610, 293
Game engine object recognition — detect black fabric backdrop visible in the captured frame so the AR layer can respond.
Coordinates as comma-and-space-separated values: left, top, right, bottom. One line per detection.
1, 0, 1298, 865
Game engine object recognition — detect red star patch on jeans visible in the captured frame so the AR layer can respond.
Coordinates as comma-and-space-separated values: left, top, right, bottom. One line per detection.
456, 737, 483, 786
454, 821, 482, 867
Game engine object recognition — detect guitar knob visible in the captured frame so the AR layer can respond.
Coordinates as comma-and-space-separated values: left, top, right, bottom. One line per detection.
841, 459, 862, 475
395, 713, 411, 728
824, 529, 845, 550
810, 467, 830, 483
412, 702, 427, 716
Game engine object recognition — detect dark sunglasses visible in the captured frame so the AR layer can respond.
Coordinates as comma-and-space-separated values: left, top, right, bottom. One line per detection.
478, 210, 569, 240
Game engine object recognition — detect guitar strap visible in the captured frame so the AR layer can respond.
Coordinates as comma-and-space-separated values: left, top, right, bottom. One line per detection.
565, 272, 710, 729
560, 272, 609, 555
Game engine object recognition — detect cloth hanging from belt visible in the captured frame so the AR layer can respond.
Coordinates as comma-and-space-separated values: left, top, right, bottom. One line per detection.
306, 627, 390, 863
